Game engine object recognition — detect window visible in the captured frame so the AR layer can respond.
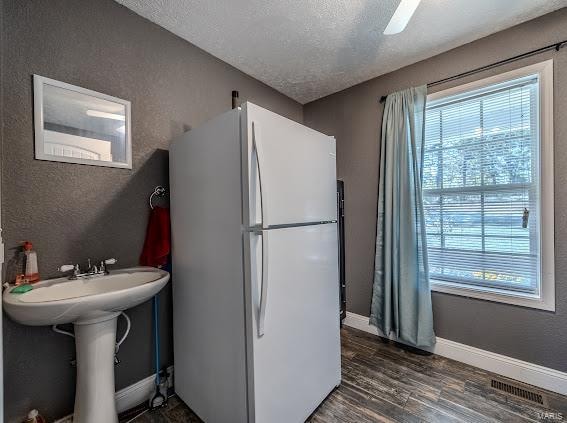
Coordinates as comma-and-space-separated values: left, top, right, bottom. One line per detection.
423, 60, 554, 310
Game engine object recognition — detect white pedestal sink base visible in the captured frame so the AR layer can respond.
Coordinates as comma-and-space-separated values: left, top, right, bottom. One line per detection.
74, 313, 120, 423
2, 267, 170, 422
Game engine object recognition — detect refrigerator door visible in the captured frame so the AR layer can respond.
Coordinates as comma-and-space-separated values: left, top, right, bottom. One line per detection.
244, 103, 337, 228
248, 223, 341, 423
170, 108, 248, 423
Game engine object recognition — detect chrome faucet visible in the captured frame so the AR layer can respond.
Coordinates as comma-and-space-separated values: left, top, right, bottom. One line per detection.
58, 258, 117, 280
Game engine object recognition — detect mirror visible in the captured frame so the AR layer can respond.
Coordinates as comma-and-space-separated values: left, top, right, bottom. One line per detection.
33, 75, 132, 169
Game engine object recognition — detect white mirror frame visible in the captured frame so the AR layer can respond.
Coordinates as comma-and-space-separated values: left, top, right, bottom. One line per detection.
33, 75, 132, 169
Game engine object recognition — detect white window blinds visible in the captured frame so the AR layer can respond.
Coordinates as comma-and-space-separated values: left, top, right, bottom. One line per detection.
423, 75, 540, 294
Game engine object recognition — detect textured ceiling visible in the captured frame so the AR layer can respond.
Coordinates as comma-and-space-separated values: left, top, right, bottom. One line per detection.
115, 0, 567, 104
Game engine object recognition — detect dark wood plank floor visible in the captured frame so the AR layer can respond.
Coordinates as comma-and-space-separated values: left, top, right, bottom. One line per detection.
130, 326, 567, 422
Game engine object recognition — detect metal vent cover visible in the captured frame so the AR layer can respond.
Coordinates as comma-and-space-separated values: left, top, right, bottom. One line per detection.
491, 379, 545, 405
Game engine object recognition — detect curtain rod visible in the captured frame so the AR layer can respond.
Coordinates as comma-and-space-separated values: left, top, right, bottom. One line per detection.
379, 39, 567, 103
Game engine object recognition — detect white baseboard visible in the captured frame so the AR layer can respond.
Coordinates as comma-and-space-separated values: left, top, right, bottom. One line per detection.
53, 365, 174, 423
344, 311, 567, 396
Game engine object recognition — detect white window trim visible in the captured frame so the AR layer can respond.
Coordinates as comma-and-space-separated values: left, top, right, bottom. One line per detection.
426, 59, 555, 312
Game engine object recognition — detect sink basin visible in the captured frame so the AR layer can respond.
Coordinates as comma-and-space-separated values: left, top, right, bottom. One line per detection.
4, 266, 170, 325
3, 266, 170, 423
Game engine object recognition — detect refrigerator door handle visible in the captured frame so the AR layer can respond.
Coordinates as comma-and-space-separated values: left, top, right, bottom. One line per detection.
252, 121, 269, 228
257, 230, 269, 337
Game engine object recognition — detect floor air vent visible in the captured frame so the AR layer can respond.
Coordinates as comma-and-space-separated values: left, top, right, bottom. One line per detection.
490, 379, 544, 404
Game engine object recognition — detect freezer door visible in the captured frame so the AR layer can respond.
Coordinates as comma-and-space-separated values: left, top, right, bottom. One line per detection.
248, 223, 341, 423
244, 103, 337, 227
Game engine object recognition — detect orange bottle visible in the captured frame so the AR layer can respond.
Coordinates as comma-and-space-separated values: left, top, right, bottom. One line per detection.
23, 241, 40, 283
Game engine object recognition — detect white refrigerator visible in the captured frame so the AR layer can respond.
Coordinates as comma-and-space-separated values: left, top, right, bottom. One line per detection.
170, 102, 341, 423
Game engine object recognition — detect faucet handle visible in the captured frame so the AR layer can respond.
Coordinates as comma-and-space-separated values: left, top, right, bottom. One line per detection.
58, 264, 76, 273
59, 264, 80, 279
101, 258, 117, 274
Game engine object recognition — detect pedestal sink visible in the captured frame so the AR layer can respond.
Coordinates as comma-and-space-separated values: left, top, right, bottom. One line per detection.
3, 266, 170, 423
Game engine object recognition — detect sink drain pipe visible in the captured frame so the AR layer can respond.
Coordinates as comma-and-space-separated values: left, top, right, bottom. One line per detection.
114, 312, 131, 363
52, 312, 131, 363
52, 324, 75, 339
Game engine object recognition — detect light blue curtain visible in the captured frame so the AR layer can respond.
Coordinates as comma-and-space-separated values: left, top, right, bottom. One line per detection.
369, 85, 435, 348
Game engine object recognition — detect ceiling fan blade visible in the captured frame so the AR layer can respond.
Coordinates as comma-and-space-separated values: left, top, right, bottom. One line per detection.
384, 0, 422, 35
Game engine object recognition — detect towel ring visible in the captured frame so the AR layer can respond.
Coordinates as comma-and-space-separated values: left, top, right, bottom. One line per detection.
149, 186, 167, 209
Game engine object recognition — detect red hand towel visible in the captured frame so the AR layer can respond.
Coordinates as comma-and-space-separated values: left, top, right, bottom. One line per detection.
140, 206, 171, 268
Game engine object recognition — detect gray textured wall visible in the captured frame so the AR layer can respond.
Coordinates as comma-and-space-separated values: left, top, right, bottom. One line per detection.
0, 1, 302, 422
304, 8, 567, 372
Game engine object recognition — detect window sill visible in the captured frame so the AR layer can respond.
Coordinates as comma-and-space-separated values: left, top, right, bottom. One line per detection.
430, 279, 555, 311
